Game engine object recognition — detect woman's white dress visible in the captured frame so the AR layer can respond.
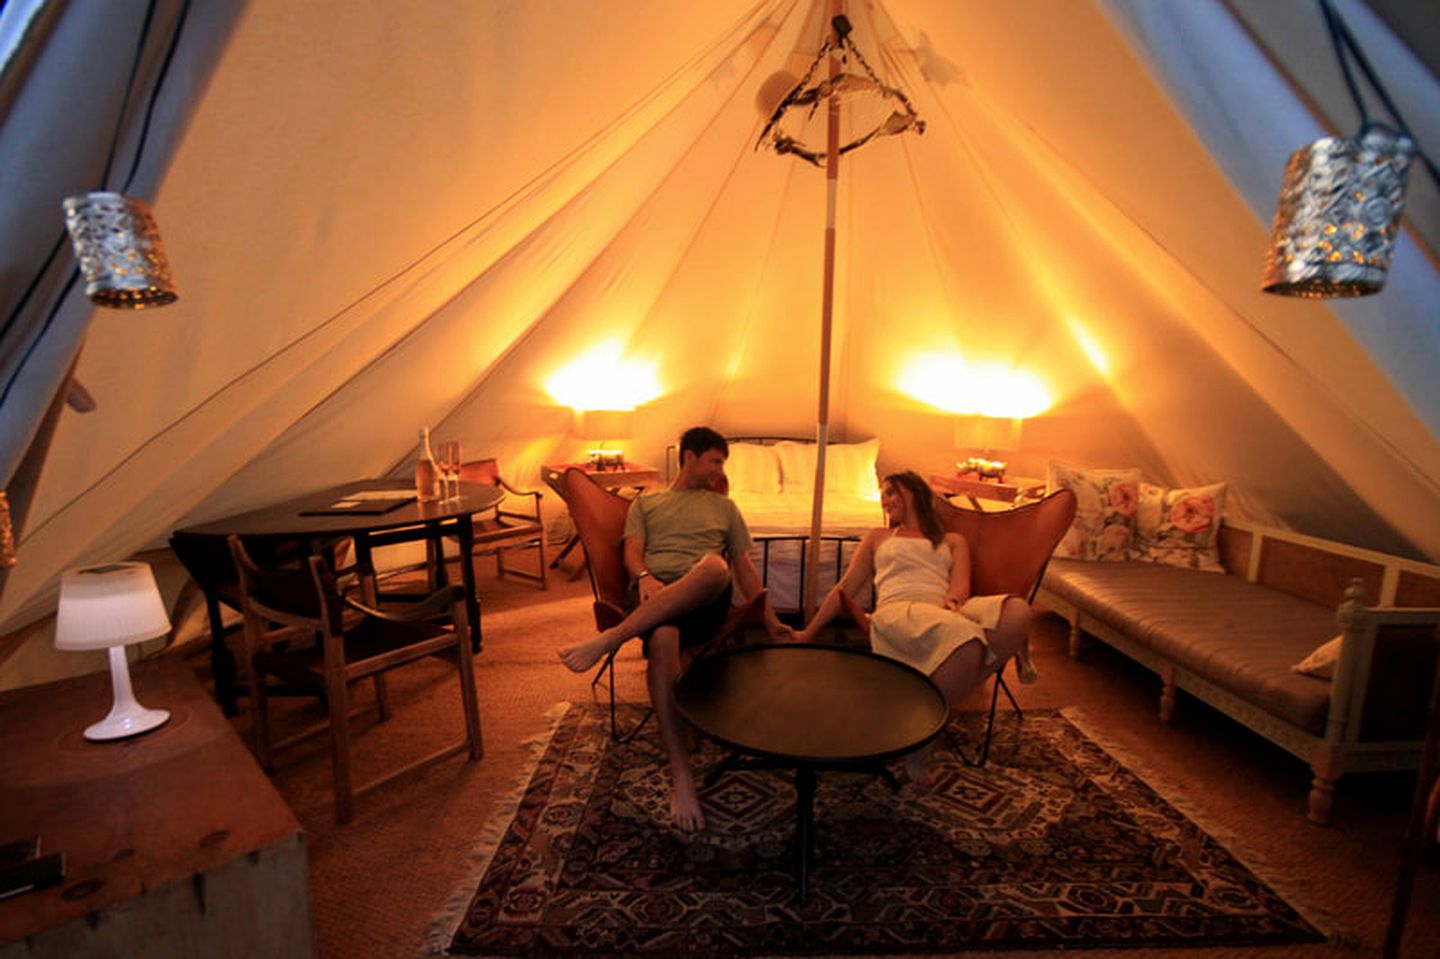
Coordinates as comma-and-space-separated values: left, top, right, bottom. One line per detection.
868, 531, 1008, 675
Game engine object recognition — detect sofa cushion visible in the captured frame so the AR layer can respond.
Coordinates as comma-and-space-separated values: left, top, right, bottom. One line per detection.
1134, 481, 1226, 572
1044, 559, 1337, 735
1046, 461, 1140, 562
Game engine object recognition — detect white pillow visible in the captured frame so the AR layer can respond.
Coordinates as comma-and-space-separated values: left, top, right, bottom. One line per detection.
773, 439, 881, 499
1292, 635, 1342, 680
774, 441, 817, 491
725, 443, 781, 495
824, 438, 881, 500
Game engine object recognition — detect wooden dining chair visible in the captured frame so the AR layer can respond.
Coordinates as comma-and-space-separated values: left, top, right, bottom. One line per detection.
228, 535, 482, 823
838, 488, 1077, 766
558, 467, 767, 741
170, 530, 351, 716
454, 459, 548, 589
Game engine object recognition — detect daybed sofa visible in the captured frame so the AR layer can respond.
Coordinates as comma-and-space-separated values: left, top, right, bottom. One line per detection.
1038, 516, 1440, 824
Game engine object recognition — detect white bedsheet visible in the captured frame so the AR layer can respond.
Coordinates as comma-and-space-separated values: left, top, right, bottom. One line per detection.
731, 491, 882, 538
731, 491, 882, 611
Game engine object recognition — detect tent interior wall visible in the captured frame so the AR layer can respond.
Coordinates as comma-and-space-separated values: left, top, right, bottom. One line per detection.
0, 0, 1437, 689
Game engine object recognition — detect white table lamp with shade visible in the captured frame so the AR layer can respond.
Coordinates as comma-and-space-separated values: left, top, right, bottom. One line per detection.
54, 561, 172, 741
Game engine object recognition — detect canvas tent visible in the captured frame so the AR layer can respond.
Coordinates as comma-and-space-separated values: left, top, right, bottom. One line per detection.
0, 0, 1436, 685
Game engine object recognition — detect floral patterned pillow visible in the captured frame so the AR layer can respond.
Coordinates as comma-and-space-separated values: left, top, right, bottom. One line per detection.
1133, 481, 1227, 571
1046, 461, 1140, 561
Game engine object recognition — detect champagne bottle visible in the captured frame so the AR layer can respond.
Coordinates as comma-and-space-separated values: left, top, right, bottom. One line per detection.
415, 427, 441, 502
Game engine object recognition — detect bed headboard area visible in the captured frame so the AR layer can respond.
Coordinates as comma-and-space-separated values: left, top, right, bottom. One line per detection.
665, 435, 882, 500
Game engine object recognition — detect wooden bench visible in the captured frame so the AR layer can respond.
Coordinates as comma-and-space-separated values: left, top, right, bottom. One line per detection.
1037, 518, 1440, 824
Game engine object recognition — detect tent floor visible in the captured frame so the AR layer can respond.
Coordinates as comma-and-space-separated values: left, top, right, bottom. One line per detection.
200, 568, 1438, 958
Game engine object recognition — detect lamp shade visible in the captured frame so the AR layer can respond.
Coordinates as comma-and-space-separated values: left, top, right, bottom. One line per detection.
576, 408, 635, 439
954, 416, 1023, 452
1261, 130, 1415, 298
62, 191, 178, 309
55, 562, 171, 651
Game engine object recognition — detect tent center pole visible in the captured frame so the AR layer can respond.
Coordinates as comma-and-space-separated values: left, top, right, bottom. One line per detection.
804, 0, 845, 621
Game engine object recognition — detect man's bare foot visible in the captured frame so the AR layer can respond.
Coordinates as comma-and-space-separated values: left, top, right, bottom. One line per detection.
670, 764, 706, 833
904, 746, 934, 788
557, 634, 620, 673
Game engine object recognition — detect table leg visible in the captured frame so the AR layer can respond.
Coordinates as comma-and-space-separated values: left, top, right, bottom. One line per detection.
795, 765, 816, 904
206, 592, 239, 717
353, 535, 379, 606
456, 515, 482, 652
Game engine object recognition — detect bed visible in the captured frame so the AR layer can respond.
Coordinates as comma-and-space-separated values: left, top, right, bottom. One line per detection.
670, 437, 885, 612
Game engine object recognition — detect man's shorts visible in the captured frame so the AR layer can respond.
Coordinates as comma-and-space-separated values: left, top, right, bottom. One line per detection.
639, 580, 734, 657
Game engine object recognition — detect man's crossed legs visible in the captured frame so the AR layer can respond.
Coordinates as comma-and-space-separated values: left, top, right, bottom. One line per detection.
558, 554, 733, 832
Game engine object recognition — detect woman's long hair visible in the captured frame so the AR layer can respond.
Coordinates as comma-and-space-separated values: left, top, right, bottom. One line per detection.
884, 470, 946, 547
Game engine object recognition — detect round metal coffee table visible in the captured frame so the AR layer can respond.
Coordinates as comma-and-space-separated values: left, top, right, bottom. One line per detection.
674, 643, 948, 903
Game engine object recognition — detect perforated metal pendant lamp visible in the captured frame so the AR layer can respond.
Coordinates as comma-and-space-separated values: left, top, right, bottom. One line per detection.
1261, 130, 1415, 298
62, 191, 178, 309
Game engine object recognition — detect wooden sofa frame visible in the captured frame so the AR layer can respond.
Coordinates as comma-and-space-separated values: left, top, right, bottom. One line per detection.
1037, 517, 1440, 824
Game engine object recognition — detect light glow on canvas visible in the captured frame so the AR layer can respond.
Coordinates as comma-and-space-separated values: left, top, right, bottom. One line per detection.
1065, 316, 1112, 378
897, 353, 1051, 418
545, 343, 662, 411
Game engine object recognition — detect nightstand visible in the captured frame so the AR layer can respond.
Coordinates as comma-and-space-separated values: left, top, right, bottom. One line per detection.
929, 472, 1046, 510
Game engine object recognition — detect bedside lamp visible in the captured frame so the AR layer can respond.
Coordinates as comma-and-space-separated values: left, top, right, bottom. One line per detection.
55, 562, 172, 741
577, 408, 635, 471
954, 416, 1023, 480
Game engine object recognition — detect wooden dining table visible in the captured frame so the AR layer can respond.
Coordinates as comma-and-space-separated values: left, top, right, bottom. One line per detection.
173, 479, 504, 712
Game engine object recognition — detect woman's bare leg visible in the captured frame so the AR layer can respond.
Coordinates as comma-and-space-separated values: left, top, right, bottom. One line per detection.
559, 555, 730, 672
909, 598, 1032, 783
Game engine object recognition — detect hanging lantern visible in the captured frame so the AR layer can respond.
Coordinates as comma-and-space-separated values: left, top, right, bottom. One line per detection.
1261, 130, 1414, 298
62, 191, 178, 309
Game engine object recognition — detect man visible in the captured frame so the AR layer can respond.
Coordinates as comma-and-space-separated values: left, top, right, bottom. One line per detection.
558, 426, 784, 832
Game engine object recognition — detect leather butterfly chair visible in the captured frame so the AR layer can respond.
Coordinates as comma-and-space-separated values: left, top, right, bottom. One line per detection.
229, 535, 482, 824
839, 488, 1077, 766
558, 467, 767, 742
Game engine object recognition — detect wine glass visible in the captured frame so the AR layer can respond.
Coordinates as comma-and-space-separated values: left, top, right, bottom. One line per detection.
440, 440, 462, 499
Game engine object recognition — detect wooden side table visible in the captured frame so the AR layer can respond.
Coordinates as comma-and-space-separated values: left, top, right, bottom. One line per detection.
542, 463, 661, 573
929, 472, 1046, 510
0, 657, 314, 958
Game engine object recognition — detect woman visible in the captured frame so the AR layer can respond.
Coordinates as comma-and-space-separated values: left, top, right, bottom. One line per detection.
787, 470, 1031, 784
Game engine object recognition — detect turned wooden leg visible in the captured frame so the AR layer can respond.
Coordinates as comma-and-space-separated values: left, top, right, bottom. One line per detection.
1067, 615, 1082, 659
1308, 775, 1336, 825
1159, 666, 1176, 723
1308, 748, 1342, 825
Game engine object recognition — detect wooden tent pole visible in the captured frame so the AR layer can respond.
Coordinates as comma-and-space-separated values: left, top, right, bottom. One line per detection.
804, 0, 845, 620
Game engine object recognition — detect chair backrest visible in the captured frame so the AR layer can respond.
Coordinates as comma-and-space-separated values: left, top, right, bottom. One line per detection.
175, 531, 348, 610
228, 534, 335, 631
559, 467, 633, 627
172, 530, 245, 609
933, 489, 1077, 601
459, 459, 502, 487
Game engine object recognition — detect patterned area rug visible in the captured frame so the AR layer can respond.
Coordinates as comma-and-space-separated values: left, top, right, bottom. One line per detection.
435, 704, 1326, 956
